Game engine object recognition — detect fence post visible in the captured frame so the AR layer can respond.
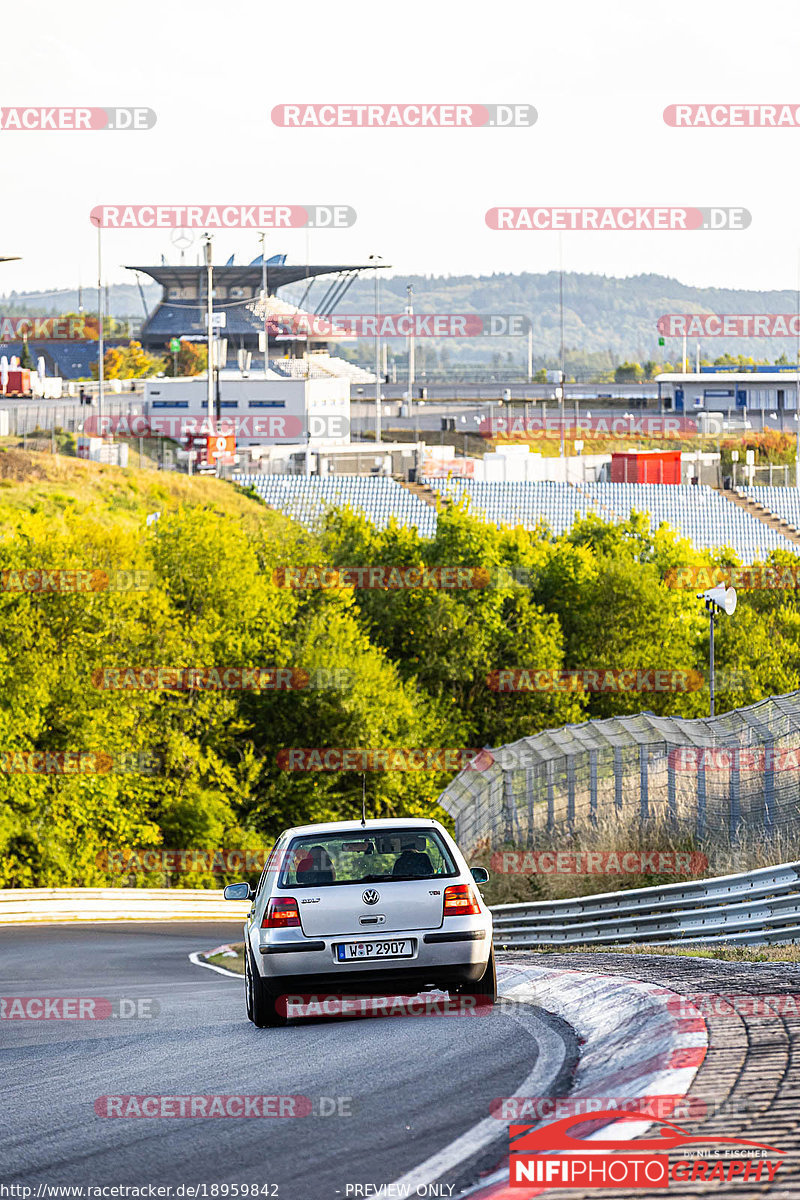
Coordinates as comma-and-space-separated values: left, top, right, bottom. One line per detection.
667, 747, 677, 823
639, 745, 649, 822
589, 750, 598, 826
730, 748, 741, 842
764, 741, 775, 835
697, 753, 706, 840
566, 757, 576, 829
546, 760, 555, 832
614, 745, 623, 811
503, 769, 516, 846
525, 766, 534, 846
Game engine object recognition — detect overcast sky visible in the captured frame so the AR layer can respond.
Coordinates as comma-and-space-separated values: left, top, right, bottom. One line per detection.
2, 0, 799, 297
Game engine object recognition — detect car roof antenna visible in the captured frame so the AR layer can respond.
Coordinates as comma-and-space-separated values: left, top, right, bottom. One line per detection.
361, 774, 367, 828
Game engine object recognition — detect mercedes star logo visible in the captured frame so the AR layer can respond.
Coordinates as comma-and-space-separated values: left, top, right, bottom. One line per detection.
362, 889, 380, 905
170, 228, 195, 250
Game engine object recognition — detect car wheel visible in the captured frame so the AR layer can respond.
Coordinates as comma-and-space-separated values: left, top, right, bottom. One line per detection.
245, 948, 287, 1028
454, 945, 497, 1008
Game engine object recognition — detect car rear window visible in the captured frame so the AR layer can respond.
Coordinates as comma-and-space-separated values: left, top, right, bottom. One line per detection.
278, 829, 458, 888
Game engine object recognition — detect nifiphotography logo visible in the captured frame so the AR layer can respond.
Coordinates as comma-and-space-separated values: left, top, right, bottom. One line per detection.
508, 1112, 785, 1188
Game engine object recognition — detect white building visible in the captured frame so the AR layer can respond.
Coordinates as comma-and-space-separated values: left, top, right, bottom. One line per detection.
657, 369, 800, 414
143, 372, 350, 451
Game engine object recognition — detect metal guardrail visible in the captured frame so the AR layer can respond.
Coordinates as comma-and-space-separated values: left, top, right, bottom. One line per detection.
5, 867, 800, 946
491, 861, 800, 948
0, 887, 250, 924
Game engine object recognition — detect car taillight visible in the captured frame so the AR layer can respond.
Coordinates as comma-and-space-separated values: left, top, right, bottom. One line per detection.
443, 884, 481, 916
262, 897, 301, 929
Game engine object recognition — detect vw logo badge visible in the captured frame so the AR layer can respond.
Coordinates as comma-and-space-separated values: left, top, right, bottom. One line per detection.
362, 889, 380, 905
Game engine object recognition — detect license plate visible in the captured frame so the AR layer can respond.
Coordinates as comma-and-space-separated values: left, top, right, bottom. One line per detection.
335, 940, 413, 961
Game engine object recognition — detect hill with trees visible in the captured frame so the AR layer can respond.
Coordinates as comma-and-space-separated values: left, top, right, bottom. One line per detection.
2, 450, 799, 887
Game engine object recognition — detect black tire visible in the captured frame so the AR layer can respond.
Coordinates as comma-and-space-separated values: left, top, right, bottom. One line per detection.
452, 945, 497, 1008
245, 948, 287, 1028
472, 945, 497, 1006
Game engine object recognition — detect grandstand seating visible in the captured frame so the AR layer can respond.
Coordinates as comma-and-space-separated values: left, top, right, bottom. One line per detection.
232, 473, 437, 537
422, 479, 799, 563
0, 340, 124, 378
740, 486, 800, 533
269, 355, 375, 383
232, 474, 799, 562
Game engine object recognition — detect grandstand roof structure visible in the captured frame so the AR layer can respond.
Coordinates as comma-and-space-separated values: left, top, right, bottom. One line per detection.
127, 260, 389, 357
126, 262, 381, 291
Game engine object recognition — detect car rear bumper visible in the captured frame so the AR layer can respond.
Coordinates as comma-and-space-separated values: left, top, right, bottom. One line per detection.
251, 919, 492, 988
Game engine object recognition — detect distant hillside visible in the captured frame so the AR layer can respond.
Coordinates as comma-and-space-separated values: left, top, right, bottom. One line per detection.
282, 271, 800, 367
4, 271, 800, 367
0, 283, 160, 320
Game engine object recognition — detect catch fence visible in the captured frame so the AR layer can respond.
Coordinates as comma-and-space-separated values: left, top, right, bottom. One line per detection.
439, 692, 800, 852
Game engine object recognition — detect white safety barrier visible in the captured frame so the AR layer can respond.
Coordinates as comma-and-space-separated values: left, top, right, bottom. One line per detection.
492, 860, 800, 948
0, 887, 250, 924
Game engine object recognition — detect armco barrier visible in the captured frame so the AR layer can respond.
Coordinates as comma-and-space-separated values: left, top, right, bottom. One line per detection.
491, 860, 800, 948
4, 865, 800, 944
0, 887, 251, 924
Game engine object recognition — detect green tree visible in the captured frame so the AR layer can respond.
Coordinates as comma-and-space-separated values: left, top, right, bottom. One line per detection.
614, 361, 644, 382
164, 341, 208, 377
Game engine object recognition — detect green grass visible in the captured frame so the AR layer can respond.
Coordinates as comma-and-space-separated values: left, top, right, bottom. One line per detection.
0, 448, 290, 535
203, 940, 800, 972
513, 943, 800, 963
205, 944, 245, 974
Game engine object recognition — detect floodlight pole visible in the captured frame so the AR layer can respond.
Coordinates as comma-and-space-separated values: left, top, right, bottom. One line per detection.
708, 601, 716, 718
407, 284, 415, 414
204, 235, 213, 424
369, 255, 382, 444
261, 232, 269, 376
96, 219, 104, 429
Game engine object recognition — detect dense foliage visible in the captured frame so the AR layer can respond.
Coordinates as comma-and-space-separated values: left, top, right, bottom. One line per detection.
1, 452, 798, 886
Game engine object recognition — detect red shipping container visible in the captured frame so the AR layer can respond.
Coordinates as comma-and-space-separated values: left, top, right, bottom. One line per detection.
2, 369, 32, 396
610, 450, 681, 484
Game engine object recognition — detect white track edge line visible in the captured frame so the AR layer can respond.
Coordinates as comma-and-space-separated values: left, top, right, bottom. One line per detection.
188, 950, 243, 979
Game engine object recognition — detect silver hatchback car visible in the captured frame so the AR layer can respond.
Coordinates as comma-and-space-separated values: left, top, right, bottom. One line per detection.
224, 818, 494, 1027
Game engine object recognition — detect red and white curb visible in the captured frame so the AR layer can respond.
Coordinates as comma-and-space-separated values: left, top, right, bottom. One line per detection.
390, 962, 708, 1198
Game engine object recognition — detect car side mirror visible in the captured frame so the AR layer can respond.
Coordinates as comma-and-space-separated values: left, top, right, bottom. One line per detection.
223, 882, 254, 901
470, 867, 489, 884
